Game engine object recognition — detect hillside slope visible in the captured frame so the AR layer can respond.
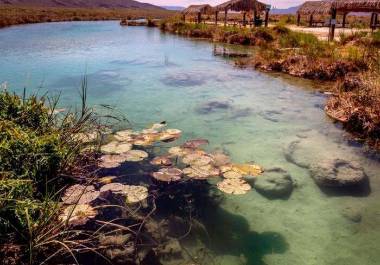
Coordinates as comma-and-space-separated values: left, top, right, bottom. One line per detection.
0, 0, 162, 9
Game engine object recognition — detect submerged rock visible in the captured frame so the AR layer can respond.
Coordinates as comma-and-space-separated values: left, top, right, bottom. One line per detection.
309, 159, 367, 187
161, 73, 205, 87
254, 168, 293, 199
341, 206, 362, 223
196, 100, 232, 114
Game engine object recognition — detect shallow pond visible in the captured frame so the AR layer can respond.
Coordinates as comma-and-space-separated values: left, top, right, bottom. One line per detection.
1, 21, 380, 265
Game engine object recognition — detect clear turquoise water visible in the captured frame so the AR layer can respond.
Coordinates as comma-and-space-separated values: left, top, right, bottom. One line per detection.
1, 21, 380, 265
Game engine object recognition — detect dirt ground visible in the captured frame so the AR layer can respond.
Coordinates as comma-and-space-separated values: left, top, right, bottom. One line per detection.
278, 24, 371, 41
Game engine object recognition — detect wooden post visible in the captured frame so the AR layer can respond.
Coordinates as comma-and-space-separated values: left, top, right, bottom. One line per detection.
297, 13, 301, 26
264, 9, 269, 27
215, 11, 218, 25
243, 12, 247, 26
253, 9, 257, 27
375, 13, 379, 29
183, 14, 186, 22
342, 12, 347, 28
329, 8, 337, 41
224, 9, 227, 26
309, 14, 313, 27
371, 12, 375, 30
197, 12, 201, 24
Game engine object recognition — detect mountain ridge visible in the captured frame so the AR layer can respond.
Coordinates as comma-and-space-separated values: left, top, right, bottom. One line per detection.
0, 0, 163, 10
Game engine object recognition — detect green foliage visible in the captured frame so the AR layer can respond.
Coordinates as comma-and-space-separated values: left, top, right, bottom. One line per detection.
0, 84, 102, 264
0, 91, 50, 132
371, 30, 380, 46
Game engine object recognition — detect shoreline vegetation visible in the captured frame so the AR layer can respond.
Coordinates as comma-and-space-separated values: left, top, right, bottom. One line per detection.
158, 18, 380, 150
0, 5, 175, 28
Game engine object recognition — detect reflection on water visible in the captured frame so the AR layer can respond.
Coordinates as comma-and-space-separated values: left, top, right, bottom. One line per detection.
0, 21, 380, 265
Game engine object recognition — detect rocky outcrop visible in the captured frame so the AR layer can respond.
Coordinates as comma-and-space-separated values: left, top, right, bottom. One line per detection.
254, 168, 293, 199
309, 159, 367, 187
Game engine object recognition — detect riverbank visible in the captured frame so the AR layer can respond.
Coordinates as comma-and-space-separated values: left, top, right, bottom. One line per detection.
159, 19, 380, 149
0, 5, 175, 28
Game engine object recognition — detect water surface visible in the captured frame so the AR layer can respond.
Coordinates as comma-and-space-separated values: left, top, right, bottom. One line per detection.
1, 21, 380, 265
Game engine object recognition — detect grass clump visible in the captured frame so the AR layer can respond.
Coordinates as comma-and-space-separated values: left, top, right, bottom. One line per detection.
0, 83, 102, 264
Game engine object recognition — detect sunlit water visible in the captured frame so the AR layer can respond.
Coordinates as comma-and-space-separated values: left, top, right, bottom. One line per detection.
1, 21, 380, 265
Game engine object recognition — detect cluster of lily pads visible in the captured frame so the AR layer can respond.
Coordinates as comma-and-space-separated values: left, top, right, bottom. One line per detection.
60, 122, 263, 226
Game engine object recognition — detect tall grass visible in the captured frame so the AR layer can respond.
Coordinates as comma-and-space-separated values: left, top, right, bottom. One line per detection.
0, 77, 118, 264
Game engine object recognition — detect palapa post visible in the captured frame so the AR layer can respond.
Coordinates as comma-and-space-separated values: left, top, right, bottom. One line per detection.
342, 12, 347, 27
329, 8, 337, 41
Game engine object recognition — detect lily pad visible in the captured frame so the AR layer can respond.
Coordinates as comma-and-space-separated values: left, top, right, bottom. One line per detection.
168, 146, 190, 157
125, 185, 149, 204
183, 164, 220, 180
182, 139, 209, 149
217, 179, 251, 195
100, 183, 127, 194
99, 154, 127, 168
62, 184, 100, 205
232, 164, 263, 176
152, 168, 183, 182
101, 141, 132, 154
182, 153, 212, 167
60, 204, 98, 226
159, 129, 182, 142
123, 150, 149, 162
210, 152, 231, 167
150, 156, 173, 167
132, 133, 159, 146
99, 183, 148, 203
223, 170, 243, 179
114, 130, 134, 142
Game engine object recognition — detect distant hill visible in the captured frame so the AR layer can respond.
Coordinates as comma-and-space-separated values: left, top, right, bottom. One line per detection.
270, 5, 300, 15
161, 6, 184, 11
0, 0, 163, 9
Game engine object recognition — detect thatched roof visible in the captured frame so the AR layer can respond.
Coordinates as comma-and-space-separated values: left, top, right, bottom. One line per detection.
332, 0, 380, 12
182, 4, 214, 15
215, 0, 268, 12
297, 0, 333, 15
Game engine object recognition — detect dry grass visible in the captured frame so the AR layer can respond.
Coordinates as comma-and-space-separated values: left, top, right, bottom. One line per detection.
0, 5, 175, 28
326, 72, 380, 147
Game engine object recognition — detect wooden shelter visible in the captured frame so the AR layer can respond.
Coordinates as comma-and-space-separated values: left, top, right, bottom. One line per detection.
182, 4, 214, 23
215, 0, 270, 27
297, 1, 333, 26
329, 0, 380, 40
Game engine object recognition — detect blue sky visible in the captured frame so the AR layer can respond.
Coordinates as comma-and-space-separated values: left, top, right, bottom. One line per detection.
147, 0, 304, 8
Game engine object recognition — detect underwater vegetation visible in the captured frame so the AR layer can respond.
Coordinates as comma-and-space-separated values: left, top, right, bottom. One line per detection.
2, 85, 294, 264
